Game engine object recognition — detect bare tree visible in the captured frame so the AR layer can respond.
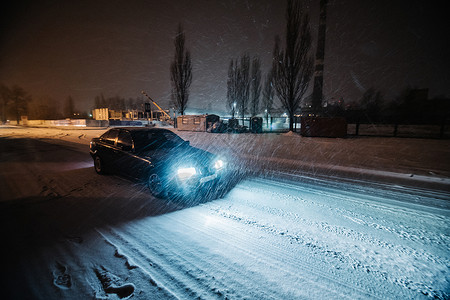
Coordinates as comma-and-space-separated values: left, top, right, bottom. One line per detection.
0, 84, 11, 124
170, 23, 192, 115
227, 54, 251, 124
262, 69, 275, 126
360, 88, 384, 122
237, 54, 250, 125
272, 0, 313, 131
9, 85, 31, 123
250, 56, 261, 117
226, 60, 238, 118
29, 95, 60, 120
64, 95, 75, 118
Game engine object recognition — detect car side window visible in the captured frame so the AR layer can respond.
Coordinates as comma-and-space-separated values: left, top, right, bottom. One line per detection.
101, 129, 119, 145
145, 133, 164, 150
117, 131, 133, 150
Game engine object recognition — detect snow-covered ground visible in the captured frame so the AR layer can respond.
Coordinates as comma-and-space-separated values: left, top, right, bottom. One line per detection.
0, 125, 449, 299
1, 125, 449, 191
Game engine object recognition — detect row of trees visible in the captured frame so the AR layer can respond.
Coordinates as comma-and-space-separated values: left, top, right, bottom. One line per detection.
0, 84, 91, 122
226, 54, 262, 124
171, 0, 313, 131
0, 85, 163, 123
171, 0, 449, 129
3, 0, 447, 127
0, 21, 193, 123
328, 87, 450, 125
1, 84, 31, 124
0, 0, 341, 129
93, 94, 149, 112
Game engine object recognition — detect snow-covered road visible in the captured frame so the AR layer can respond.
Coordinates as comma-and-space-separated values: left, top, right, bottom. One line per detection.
94, 176, 449, 299
0, 128, 449, 299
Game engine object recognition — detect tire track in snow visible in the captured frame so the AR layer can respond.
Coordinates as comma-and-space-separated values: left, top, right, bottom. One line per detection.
243, 178, 449, 254
159, 208, 387, 299
224, 181, 449, 265
95, 176, 448, 299
189, 206, 396, 299
143, 214, 316, 299
99, 227, 248, 299
100, 221, 299, 299
218, 178, 449, 299
97, 229, 179, 299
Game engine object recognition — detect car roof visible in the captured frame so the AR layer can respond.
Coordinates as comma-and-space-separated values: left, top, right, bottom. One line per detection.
112, 127, 172, 133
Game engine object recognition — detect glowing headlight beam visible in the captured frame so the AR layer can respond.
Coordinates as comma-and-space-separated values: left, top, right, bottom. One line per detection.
214, 159, 224, 170
177, 167, 197, 180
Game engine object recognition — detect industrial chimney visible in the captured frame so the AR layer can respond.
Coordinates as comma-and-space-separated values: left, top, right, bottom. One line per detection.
311, 0, 328, 115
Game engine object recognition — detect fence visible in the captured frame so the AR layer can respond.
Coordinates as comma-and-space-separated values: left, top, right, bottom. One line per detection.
225, 117, 299, 132
226, 117, 449, 138
348, 123, 450, 139
8, 116, 450, 139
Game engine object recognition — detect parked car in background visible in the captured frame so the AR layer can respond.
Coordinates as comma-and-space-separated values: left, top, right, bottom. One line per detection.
89, 127, 227, 198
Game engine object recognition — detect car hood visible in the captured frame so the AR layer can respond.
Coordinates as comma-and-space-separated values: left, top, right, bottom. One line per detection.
139, 145, 215, 169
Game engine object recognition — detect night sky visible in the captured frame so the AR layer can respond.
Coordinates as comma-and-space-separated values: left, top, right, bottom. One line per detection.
1, 0, 449, 114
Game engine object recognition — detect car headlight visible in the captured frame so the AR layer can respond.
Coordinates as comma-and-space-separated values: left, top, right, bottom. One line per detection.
213, 159, 225, 170
177, 167, 197, 180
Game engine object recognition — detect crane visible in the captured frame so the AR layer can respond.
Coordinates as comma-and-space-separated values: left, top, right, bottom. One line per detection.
141, 91, 172, 120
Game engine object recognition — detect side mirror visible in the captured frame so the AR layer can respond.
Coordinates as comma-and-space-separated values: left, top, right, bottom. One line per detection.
184, 141, 190, 146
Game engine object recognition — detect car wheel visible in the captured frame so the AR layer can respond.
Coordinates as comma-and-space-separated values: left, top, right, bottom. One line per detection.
148, 173, 166, 198
94, 155, 106, 174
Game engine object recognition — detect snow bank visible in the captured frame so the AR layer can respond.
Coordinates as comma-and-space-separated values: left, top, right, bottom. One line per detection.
1, 125, 449, 191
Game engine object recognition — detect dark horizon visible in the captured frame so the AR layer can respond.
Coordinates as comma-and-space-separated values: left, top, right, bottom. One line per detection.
1, 0, 449, 114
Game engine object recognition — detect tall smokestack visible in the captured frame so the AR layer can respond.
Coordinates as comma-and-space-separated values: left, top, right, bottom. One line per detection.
311, 0, 328, 115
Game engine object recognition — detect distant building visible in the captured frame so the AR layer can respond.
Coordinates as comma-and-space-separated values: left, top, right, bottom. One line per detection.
92, 108, 170, 121
92, 108, 109, 120
176, 114, 219, 132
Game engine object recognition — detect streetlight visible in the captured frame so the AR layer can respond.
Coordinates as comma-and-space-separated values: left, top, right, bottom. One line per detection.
265, 109, 269, 129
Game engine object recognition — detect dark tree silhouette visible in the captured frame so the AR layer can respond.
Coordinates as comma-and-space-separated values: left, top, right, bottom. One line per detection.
9, 85, 31, 123
262, 69, 275, 126
237, 54, 250, 125
64, 96, 75, 118
29, 96, 60, 120
360, 88, 384, 123
272, 0, 313, 131
0, 84, 11, 124
170, 23, 192, 115
227, 54, 251, 124
250, 57, 261, 117
226, 60, 238, 118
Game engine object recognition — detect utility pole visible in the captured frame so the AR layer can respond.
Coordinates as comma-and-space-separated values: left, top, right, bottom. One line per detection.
311, 0, 328, 115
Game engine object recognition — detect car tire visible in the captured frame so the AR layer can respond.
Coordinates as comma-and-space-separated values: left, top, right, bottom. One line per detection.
148, 173, 166, 198
94, 155, 106, 174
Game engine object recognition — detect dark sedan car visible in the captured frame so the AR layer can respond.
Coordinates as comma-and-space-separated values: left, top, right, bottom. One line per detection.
89, 127, 226, 198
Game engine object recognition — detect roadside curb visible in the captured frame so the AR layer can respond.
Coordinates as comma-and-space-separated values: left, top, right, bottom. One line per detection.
237, 154, 450, 193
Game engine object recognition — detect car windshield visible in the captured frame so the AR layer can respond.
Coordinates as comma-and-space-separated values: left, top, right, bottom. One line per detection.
132, 130, 185, 151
